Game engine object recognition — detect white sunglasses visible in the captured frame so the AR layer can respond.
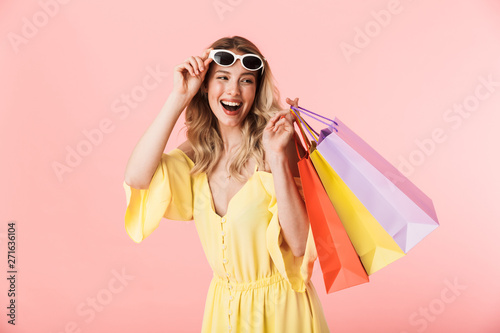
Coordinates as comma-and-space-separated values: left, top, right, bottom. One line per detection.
209, 49, 265, 74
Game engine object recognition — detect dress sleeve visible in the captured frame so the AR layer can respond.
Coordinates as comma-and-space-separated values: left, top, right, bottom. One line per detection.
123, 148, 194, 243
261, 175, 318, 293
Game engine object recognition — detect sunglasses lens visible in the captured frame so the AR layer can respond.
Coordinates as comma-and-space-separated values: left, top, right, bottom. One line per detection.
213, 51, 234, 66
242, 56, 262, 70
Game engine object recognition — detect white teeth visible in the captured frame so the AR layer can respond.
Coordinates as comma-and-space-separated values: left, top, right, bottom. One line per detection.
221, 100, 242, 107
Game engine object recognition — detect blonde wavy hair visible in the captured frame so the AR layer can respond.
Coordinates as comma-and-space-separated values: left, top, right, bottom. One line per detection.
185, 36, 284, 182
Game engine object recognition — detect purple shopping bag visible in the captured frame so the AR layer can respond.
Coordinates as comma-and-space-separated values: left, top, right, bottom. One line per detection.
292, 106, 439, 253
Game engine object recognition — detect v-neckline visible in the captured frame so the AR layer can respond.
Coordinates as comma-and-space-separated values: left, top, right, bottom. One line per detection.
204, 163, 260, 219
173, 148, 271, 218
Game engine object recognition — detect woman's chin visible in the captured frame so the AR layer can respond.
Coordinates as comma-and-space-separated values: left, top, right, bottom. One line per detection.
217, 119, 242, 128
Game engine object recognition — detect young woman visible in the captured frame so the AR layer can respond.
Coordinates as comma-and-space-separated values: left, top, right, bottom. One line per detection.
123, 36, 330, 332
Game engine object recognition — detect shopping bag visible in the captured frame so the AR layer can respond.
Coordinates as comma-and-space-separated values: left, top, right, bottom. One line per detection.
292, 106, 440, 253
292, 110, 405, 275
291, 118, 369, 293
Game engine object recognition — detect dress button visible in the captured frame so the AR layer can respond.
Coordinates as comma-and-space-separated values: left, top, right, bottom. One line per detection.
221, 217, 226, 223
222, 244, 227, 249
228, 309, 232, 315
228, 285, 232, 290
226, 272, 230, 277
229, 295, 234, 300
221, 231, 225, 236
223, 258, 228, 264
228, 325, 232, 330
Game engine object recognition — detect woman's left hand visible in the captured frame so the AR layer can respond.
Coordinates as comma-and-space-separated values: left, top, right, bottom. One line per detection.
262, 97, 299, 157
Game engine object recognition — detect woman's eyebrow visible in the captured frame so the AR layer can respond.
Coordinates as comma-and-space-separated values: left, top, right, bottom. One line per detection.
215, 70, 256, 77
242, 72, 257, 77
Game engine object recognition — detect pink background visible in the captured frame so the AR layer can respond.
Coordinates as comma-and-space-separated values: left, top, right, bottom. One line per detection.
1, 0, 500, 332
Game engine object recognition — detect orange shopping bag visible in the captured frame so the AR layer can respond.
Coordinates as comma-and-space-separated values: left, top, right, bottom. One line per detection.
292, 115, 369, 293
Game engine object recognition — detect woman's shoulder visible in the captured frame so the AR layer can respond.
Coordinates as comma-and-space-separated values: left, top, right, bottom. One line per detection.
176, 140, 196, 163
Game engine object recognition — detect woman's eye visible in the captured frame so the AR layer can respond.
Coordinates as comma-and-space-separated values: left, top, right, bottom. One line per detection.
242, 79, 254, 84
217, 76, 228, 80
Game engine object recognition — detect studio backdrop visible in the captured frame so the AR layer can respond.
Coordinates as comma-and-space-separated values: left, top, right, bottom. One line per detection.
1, 0, 500, 332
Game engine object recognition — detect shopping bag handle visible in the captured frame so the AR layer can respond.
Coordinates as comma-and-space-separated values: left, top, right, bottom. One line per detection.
291, 105, 339, 137
290, 105, 325, 146
292, 105, 338, 128
292, 108, 319, 137
290, 106, 324, 159
290, 109, 311, 159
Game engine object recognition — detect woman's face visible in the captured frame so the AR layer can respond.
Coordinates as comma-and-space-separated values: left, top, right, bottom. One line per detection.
205, 49, 258, 129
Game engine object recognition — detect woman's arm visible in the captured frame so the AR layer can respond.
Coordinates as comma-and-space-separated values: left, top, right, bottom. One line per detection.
124, 48, 213, 189
123, 94, 188, 189
267, 133, 309, 258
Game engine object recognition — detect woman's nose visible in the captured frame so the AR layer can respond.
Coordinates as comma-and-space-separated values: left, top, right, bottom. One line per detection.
226, 79, 240, 95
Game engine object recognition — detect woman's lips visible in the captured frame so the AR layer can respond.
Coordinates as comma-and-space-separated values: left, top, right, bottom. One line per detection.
220, 101, 242, 115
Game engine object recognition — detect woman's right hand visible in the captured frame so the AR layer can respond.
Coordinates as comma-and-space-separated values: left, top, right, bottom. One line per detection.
172, 47, 213, 104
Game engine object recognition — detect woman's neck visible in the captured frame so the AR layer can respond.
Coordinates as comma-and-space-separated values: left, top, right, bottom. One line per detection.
218, 123, 243, 154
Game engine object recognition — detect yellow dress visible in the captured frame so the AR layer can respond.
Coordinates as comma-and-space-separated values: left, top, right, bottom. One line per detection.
123, 148, 331, 333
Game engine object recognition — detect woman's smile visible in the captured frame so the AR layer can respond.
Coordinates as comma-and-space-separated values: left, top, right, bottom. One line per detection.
220, 99, 243, 114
